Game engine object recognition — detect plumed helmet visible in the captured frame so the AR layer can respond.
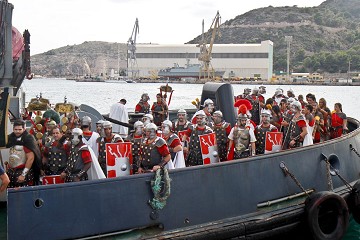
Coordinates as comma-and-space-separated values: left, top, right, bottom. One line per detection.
213, 110, 223, 118
203, 98, 214, 107
290, 101, 302, 111
162, 120, 173, 129
178, 109, 187, 114
81, 116, 91, 126
96, 119, 104, 125
237, 113, 248, 120
133, 120, 144, 129
72, 127, 83, 136
143, 113, 153, 121
102, 120, 112, 129
287, 97, 295, 104
145, 123, 158, 131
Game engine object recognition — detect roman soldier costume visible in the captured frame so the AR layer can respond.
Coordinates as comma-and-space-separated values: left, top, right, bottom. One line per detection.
6, 131, 41, 187
212, 111, 231, 162
97, 134, 123, 176
255, 124, 278, 155
64, 144, 91, 182
185, 124, 213, 166
330, 111, 347, 139
43, 139, 68, 175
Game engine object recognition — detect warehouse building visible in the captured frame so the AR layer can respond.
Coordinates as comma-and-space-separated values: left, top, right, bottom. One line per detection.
133, 40, 273, 81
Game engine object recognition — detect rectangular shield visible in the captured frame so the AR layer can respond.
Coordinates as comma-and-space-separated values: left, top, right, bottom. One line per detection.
265, 132, 283, 154
42, 175, 65, 185
105, 142, 133, 178
199, 132, 219, 165
177, 130, 189, 145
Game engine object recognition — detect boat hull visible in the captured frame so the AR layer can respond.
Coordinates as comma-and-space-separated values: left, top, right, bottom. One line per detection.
7, 118, 360, 239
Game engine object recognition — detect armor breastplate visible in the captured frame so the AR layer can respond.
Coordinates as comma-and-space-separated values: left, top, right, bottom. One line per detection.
214, 122, 229, 161
289, 115, 305, 139
233, 128, 250, 153
8, 145, 26, 168
66, 145, 87, 173
138, 102, 150, 114
175, 121, 189, 132
131, 135, 143, 161
140, 138, 164, 169
255, 126, 268, 154
98, 135, 121, 164
47, 143, 67, 173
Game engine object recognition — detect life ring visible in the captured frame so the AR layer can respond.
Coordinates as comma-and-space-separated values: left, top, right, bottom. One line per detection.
346, 180, 360, 224
305, 191, 349, 240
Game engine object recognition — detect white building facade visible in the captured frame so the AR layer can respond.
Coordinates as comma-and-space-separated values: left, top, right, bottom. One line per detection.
133, 40, 273, 81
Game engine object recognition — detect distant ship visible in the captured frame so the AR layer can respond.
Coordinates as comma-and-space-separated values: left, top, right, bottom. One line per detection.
158, 62, 225, 79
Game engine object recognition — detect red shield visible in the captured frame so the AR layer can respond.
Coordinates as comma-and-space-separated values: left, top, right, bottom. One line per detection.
177, 130, 189, 144
105, 142, 133, 178
42, 175, 65, 185
265, 132, 283, 154
156, 131, 165, 138
199, 132, 219, 164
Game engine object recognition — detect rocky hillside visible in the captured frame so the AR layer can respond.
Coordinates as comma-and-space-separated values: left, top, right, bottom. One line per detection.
32, 0, 360, 77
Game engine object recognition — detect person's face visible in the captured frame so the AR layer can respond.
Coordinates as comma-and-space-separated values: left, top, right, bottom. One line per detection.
13, 125, 25, 137
52, 128, 63, 141
238, 119, 247, 127
307, 98, 314, 105
319, 100, 325, 108
334, 104, 340, 112
196, 115, 205, 125
104, 127, 112, 137
177, 113, 186, 122
156, 95, 162, 102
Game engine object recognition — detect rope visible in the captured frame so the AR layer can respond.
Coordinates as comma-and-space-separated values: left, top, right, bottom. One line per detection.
279, 162, 309, 197
325, 159, 334, 191
149, 168, 171, 210
350, 144, 360, 158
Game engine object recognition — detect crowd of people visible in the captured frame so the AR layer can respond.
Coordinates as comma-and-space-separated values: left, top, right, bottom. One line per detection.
0, 87, 349, 190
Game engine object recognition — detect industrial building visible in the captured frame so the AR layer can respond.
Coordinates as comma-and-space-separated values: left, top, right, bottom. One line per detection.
133, 40, 273, 81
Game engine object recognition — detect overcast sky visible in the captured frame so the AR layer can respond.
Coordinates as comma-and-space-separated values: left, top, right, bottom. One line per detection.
9, 0, 325, 55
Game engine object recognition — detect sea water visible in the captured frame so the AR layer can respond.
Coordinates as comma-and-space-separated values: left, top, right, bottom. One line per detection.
8, 79, 360, 238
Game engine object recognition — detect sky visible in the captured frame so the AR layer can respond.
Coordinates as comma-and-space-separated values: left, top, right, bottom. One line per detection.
9, 0, 325, 55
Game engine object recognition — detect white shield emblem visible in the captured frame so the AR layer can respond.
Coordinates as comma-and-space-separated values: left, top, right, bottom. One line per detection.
105, 142, 133, 178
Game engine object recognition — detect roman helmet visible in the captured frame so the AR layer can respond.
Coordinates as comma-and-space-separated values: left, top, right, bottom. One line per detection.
259, 85, 266, 94
290, 101, 302, 112
260, 109, 272, 123
195, 110, 207, 126
237, 113, 248, 127
141, 93, 150, 102
102, 120, 112, 129
252, 87, 259, 95
133, 120, 144, 135
81, 116, 92, 128
161, 120, 173, 135
287, 97, 295, 105
177, 108, 187, 116
145, 123, 158, 139
142, 113, 153, 126
275, 89, 282, 97
203, 98, 214, 113
213, 110, 223, 124
46, 120, 57, 129
71, 128, 83, 146
243, 87, 251, 95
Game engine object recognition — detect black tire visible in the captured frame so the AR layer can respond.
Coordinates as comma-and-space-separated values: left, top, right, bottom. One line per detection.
346, 180, 360, 224
305, 191, 349, 240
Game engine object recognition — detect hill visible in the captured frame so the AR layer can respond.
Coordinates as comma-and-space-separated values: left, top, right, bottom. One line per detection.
31, 0, 360, 77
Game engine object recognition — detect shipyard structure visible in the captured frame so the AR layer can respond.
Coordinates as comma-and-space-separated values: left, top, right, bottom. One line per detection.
133, 40, 273, 81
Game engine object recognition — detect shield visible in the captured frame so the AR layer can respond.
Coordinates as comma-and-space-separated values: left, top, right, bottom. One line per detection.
105, 142, 133, 178
199, 132, 219, 165
265, 132, 283, 154
177, 130, 189, 145
42, 175, 65, 185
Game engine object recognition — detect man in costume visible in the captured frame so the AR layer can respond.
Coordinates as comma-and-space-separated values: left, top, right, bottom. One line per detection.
142, 113, 154, 127
151, 93, 168, 127
184, 110, 213, 166
228, 113, 256, 160
6, 119, 41, 187
283, 101, 308, 149
173, 109, 191, 133
254, 109, 278, 155
126, 120, 144, 173
80, 116, 100, 157
109, 98, 129, 137
60, 128, 92, 182
135, 93, 150, 114
42, 126, 68, 176
247, 87, 261, 125
97, 121, 123, 176
138, 123, 171, 173
191, 99, 214, 127
212, 111, 231, 162
161, 120, 185, 168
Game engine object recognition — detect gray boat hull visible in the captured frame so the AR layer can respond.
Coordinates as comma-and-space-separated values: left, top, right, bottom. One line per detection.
7, 118, 360, 239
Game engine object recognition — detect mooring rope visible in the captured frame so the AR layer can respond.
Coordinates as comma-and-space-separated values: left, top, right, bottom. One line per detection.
149, 168, 171, 210
325, 159, 334, 191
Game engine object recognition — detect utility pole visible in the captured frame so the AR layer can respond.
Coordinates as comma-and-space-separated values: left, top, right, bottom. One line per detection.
347, 60, 351, 83
285, 36, 293, 82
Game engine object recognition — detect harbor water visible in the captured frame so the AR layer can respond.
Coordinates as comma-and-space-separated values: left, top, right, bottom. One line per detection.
1, 78, 360, 239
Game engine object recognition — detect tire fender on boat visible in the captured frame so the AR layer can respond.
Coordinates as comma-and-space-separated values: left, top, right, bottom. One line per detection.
305, 191, 349, 240
346, 180, 360, 224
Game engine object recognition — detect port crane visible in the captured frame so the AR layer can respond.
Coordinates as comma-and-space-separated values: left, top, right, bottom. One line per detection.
127, 18, 139, 80
198, 11, 221, 80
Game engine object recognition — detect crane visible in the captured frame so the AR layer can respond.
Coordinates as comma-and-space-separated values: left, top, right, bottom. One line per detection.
127, 18, 139, 80
198, 11, 221, 80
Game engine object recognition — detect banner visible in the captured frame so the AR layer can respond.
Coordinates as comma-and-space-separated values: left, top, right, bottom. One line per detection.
265, 132, 283, 154
0, 88, 9, 148
105, 142, 133, 178
199, 132, 219, 165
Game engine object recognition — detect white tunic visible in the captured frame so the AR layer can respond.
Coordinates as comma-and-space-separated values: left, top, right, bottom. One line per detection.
109, 102, 129, 137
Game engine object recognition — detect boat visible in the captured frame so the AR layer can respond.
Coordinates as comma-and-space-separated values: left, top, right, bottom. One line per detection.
158, 61, 225, 80
2, 1, 360, 240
